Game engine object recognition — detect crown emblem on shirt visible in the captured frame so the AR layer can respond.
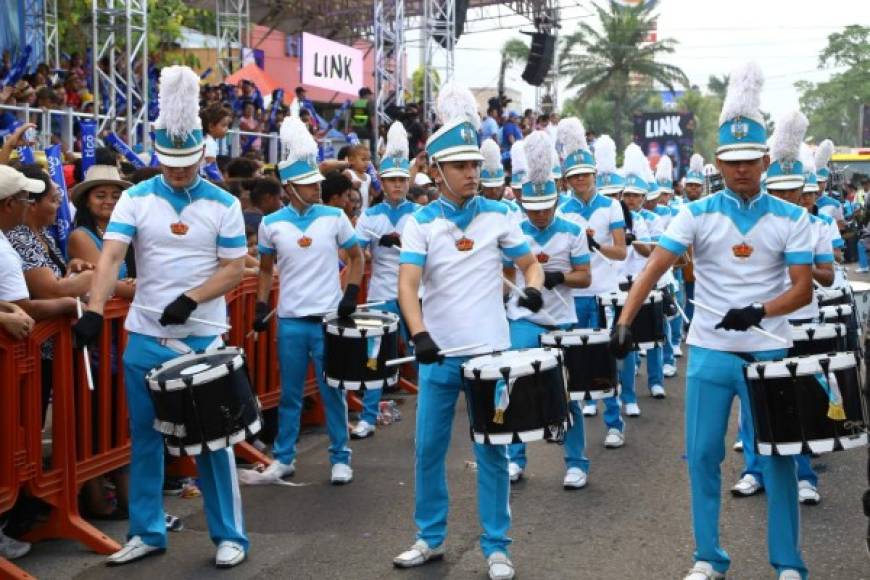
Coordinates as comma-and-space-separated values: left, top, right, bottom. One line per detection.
297, 235, 312, 248
536, 252, 550, 264
732, 241, 753, 259
460, 125, 476, 145
731, 118, 749, 140
170, 222, 189, 236
455, 236, 474, 252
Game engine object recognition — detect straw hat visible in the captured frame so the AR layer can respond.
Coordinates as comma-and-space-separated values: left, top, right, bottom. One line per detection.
70, 165, 131, 202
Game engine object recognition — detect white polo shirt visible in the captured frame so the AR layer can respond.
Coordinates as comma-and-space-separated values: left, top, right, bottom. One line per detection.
105, 175, 247, 338
506, 216, 590, 326
356, 200, 419, 302
658, 189, 813, 352
557, 192, 625, 297
816, 194, 843, 223
789, 212, 834, 321
258, 203, 358, 318
619, 210, 651, 282
400, 196, 531, 354
0, 230, 29, 301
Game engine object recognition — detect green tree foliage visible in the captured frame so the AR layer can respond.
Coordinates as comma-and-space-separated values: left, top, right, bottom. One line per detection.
797, 25, 870, 146
411, 67, 441, 104
674, 88, 721, 161
562, 89, 662, 156
498, 38, 529, 103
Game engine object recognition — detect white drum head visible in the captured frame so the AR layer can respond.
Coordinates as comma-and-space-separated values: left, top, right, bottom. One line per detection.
745, 352, 856, 380
323, 310, 399, 337
789, 323, 846, 341
541, 328, 610, 346
463, 348, 560, 380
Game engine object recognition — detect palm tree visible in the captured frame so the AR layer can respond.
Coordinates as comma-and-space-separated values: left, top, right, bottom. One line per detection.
560, 0, 689, 151
498, 38, 530, 105
707, 74, 729, 100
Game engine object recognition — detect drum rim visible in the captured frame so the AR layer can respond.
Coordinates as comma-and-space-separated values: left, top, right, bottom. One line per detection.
819, 304, 853, 313
461, 347, 560, 380
788, 322, 847, 341
165, 417, 262, 456
146, 347, 245, 392
596, 289, 663, 305
323, 310, 400, 337
541, 328, 609, 345
325, 373, 399, 390
745, 351, 856, 379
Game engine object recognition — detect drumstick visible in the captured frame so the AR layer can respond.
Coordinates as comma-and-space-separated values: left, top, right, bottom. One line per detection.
673, 297, 690, 325
246, 301, 389, 339
631, 240, 657, 246
689, 299, 788, 345
385, 343, 488, 368
131, 303, 231, 331
245, 307, 277, 339
592, 247, 613, 265
75, 297, 95, 391
501, 275, 561, 326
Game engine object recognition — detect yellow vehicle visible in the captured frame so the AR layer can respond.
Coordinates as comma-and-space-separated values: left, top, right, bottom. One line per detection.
832, 148, 870, 184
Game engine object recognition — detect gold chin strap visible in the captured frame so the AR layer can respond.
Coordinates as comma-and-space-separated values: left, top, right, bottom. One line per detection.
287, 182, 312, 211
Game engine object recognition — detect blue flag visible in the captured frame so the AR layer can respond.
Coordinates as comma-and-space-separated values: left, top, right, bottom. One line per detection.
81, 119, 97, 175
45, 144, 73, 255
104, 132, 145, 169
16, 145, 34, 164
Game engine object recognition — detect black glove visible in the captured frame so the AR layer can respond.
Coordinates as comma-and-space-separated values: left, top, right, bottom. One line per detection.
518, 287, 543, 312
586, 234, 600, 252
338, 284, 360, 318
253, 301, 271, 332
159, 294, 198, 326
625, 231, 636, 245
378, 233, 402, 248
543, 271, 565, 290
412, 331, 443, 364
609, 324, 634, 359
662, 290, 678, 318
72, 311, 103, 349
714, 304, 765, 332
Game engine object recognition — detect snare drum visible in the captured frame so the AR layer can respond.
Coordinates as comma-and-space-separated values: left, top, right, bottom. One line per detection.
819, 303, 853, 325
745, 352, 868, 455
815, 287, 851, 307
788, 323, 847, 357
323, 311, 400, 390
598, 290, 665, 349
147, 347, 262, 457
540, 329, 618, 401
462, 348, 570, 445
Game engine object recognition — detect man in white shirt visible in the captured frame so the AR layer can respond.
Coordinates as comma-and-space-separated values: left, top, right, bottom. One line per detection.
392, 83, 543, 580
610, 63, 811, 580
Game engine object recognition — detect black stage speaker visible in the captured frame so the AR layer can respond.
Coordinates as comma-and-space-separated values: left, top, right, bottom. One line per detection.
435, 0, 469, 48
522, 32, 556, 87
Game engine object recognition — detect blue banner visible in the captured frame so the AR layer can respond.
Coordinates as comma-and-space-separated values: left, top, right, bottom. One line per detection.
80, 119, 97, 175
45, 144, 73, 255
104, 132, 145, 169
16, 145, 34, 164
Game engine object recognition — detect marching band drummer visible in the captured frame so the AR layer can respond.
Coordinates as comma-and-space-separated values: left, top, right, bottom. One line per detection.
480, 138, 522, 223
254, 116, 363, 485
813, 139, 844, 229
610, 63, 812, 580
503, 130, 592, 487
72, 66, 249, 568
556, 118, 628, 448
392, 83, 544, 580
351, 121, 419, 439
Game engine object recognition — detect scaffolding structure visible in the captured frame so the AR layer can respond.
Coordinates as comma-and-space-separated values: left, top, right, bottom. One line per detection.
374, 0, 406, 127
44, 0, 60, 71
216, 0, 250, 78
91, 0, 149, 148
420, 0, 455, 124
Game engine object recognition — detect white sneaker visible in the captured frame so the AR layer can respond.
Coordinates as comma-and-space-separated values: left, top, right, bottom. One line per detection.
487, 552, 515, 580
624, 402, 641, 417
674, 345, 683, 358
684, 561, 725, 580
262, 459, 295, 480
733, 439, 744, 452
663, 364, 677, 378
215, 541, 246, 568
508, 462, 523, 483
650, 384, 666, 399
0, 529, 31, 560
106, 535, 164, 566
856, 267, 870, 274
731, 474, 763, 497
393, 540, 445, 568
351, 420, 375, 439
604, 428, 625, 448
798, 480, 820, 505
582, 403, 597, 417
563, 467, 588, 490
331, 463, 354, 485
778, 570, 802, 580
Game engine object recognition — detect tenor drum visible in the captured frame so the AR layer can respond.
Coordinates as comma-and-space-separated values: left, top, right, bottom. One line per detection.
598, 290, 665, 349
815, 286, 851, 308
787, 323, 847, 357
819, 303, 853, 325
323, 311, 400, 390
540, 329, 618, 401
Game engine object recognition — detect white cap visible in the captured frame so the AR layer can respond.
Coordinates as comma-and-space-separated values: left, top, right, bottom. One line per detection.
0, 165, 46, 200
414, 172, 432, 186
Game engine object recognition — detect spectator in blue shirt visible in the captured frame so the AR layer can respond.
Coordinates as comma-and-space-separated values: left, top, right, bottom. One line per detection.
500, 112, 523, 155
480, 106, 500, 143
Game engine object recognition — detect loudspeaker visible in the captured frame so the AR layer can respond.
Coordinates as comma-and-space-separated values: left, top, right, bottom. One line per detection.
435, 0, 469, 48
521, 33, 556, 87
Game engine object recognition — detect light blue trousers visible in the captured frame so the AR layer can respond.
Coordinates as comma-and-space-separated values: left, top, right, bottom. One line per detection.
359, 299, 410, 425
858, 240, 868, 269
414, 357, 511, 557
575, 296, 625, 432
123, 333, 248, 550
273, 318, 351, 466
686, 346, 806, 578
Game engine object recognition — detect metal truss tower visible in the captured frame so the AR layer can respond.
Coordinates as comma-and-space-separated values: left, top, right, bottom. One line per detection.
534, 1, 560, 114
216, 0, 250, 78
421, 0, 455, 125
92, 0, 149, 148
44, 0, 60, 70
374, 0, 406, 127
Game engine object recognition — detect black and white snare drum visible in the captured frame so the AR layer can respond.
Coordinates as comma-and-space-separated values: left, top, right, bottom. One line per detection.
540, 329, 617, 401
745, 352, 868, 455
788, 323, 847, 357
462, 348, 570, 445
323, 311, 400, 390
598, 290, 665, 349
815, 287, 851, 308
146, 347, 262, 457
819, 303, 853, 325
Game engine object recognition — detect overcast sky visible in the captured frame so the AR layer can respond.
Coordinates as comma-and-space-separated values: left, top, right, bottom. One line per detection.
405, 0, 867, 120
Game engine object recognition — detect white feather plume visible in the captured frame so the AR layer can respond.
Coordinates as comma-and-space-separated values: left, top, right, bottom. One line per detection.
719, 61, 765, 125
524, 131, 554, 185
154, 65, 202, 138
623, 143, 648, 179
384, 121, 409, 160
799, 143, 816, 173
814, 138, 834, 171
656, 155, 673, 183
435, 82, 480, 130
481, 139, 502, 174
556, 117, 588, 158
689, 153, 704, 174
594, 135, 617, 174
510, 139, 527, 176
280, 116, 317, 163
769, 110, 808, 163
